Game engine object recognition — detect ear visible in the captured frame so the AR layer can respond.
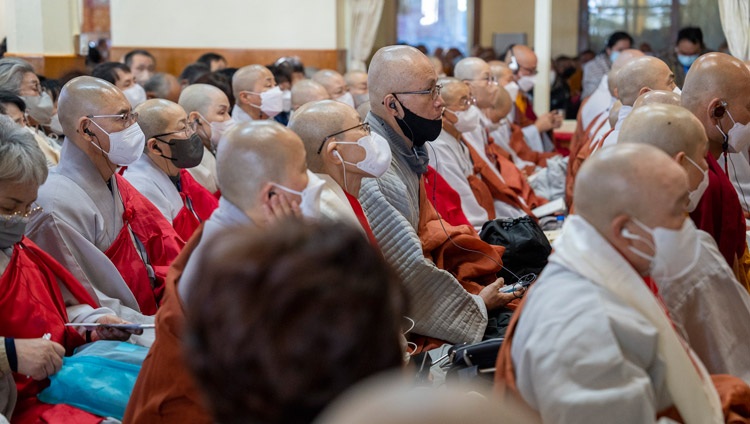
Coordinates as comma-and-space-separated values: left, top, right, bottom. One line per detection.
260, 182, 275, 202
188, 111, 202, 123
382, 94, 401, 118
146, 91, 157, 100
638, 86, 651, 97
707, 97, 725, 125
325, 141, 342, 165
613, 87, 619, 99
147, 138, 161, 153
609, 214, 631, 246
77, 117, 93, 139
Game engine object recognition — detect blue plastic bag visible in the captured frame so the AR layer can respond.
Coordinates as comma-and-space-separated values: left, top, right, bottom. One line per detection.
37, 341, 148, 420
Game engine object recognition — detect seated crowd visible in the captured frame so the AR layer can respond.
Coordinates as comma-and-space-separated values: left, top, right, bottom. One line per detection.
1, 31, 750, 424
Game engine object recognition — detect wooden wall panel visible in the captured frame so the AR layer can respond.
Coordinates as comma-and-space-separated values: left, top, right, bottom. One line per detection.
3, 53, 87, 79
109, 47, 347, 77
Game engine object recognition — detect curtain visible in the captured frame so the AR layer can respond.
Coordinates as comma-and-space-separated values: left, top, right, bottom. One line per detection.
348, 0, 384, 72
718, 0, 750, 61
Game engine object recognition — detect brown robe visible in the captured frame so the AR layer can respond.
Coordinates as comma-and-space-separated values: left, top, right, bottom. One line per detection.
123, 226, 212, 424
565, 112, 611, 212
507, 123, 559, 168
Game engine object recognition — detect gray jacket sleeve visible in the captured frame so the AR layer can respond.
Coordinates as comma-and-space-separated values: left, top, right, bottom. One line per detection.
359, 178, 487, 344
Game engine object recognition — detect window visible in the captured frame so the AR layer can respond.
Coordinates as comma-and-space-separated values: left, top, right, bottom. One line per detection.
397, 0, 471, 55
585, 0, 723, 53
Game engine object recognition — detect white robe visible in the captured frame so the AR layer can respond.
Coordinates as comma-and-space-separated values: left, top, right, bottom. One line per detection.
316, 173, 365, 231
600, 104, 632, 149
488, 119, 538, 171
25, 140, 155, 344
123, 154, 183, 223
717, 150, 750, 222
427, 129, 490, 232
231, 104, 254, 123
581, 75, 611, 129
187, 146, 219, 194
179, 197, 252, 300
512, 215, 722, 423
657, 229, 750, 384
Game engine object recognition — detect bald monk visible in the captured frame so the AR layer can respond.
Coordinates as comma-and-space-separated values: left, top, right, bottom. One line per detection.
123, 120, 306, 423
123, 99, 218, 241
632, 89, 681, 109
619, 104, 750, 383
359, 45, 515, 344
497, 144, 739, 422
179, 83, 236, 194
453, 59, 547, 214
565, 50, 648, 209
344, 70, 369, 108
681, 53, 750, 287
231, 64, 283, 122
601, 56, 678, 147
431, 78, 536, 231
143, 72, 181, 103
313, 69, 355, 108
502, 46, 561, 152
291, 79, 331, 112
483, 83, 558, 171
288, 100, 387, 244
25, 77, 183, 340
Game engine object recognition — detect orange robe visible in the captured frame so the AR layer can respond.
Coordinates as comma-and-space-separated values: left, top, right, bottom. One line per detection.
507, 123, 559, 168
123, 227, 213, 424
565, 111, 611, 211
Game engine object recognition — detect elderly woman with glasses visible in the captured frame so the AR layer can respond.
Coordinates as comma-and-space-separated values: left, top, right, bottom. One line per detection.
0, 116, 138, 422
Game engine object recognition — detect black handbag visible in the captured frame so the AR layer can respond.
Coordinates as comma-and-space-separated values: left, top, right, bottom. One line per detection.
479, 216, 552, 283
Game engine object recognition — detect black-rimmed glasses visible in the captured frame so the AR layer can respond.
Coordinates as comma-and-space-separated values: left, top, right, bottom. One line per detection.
393, 84, 442, 101
317, 122, 371, 154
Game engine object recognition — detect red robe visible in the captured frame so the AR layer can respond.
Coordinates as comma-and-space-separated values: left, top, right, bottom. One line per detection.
107, 175, 185, 315
2, 238, 102, 424
172, 170, 219, 241
690, 154, 746, 268
345, 192, 378, 247
423, 166, 473, 228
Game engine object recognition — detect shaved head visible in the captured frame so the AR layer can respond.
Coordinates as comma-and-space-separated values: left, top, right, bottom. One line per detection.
608, 49, 646, 97
232, 65, 272, 101
178, 83, 228, 116
216, 120, 306, 211
454, 57, 488, 81
681, 52, 750, 146
344, 70, 368, 94
368, 45, 435, 117
58, 76, 128, 137
575, 143, 687, 232
619, 103, 706, 158
288, 99, 358, 172
291, 79, 330, 110
633, 90, 681, 110
488, 60, 514, 86
506, 45, 537, 71
135, 98, 184, 140
312, 69, 347, 98
616, 56, 675, 105
439, 78, 468, 106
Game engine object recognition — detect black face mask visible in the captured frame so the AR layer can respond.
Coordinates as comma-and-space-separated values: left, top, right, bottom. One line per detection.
394, 97, 442, 147
156, 133, 204, 168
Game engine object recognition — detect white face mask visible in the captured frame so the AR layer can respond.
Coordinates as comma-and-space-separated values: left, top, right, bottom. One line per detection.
281, 90, 292, 113
21, 91, 54, 125
486, 118, 509, 132
503, 81, 520, 102
206, 116, 236, 152
452, 106, 482, 133
49, 113, 64, 136
517, 75, 536, 92
335, 92, 356, 108
332, 132, 392, 179
716, 108, 750, 154
123, 84, 147, 108
272, 171, 326, 219
89, 121, 146, 166
672, 86, 682, 95
247, 86, 284, 118
685, 155, 709, 212
621, 217, 700, 281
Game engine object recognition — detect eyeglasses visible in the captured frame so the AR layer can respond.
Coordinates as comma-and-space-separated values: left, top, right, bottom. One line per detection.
88, 112, 139, 125
153, 120, 198, 140
393, 84, 442, 101
517, 65, 538, 76
317, 122, 370, 154
1, 204, 42, 227
464, 76, 498, 86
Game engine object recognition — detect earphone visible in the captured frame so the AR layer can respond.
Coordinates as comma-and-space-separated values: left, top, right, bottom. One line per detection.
389, 101, 397, 110
84, 128, 94, 136
507, 45, 519, 73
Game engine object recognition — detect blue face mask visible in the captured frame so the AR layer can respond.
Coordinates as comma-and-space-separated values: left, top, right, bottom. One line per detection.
609, 51, 621, 63
677, 54, 699, 68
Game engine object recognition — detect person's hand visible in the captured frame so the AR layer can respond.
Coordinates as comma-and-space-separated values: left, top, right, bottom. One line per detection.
479, 278, 525, 310
15, 338, 65, 380
551, 110, 564, 129
263, 192, 302, 224
94, 315, 142, 341
534, 112, 558, 133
